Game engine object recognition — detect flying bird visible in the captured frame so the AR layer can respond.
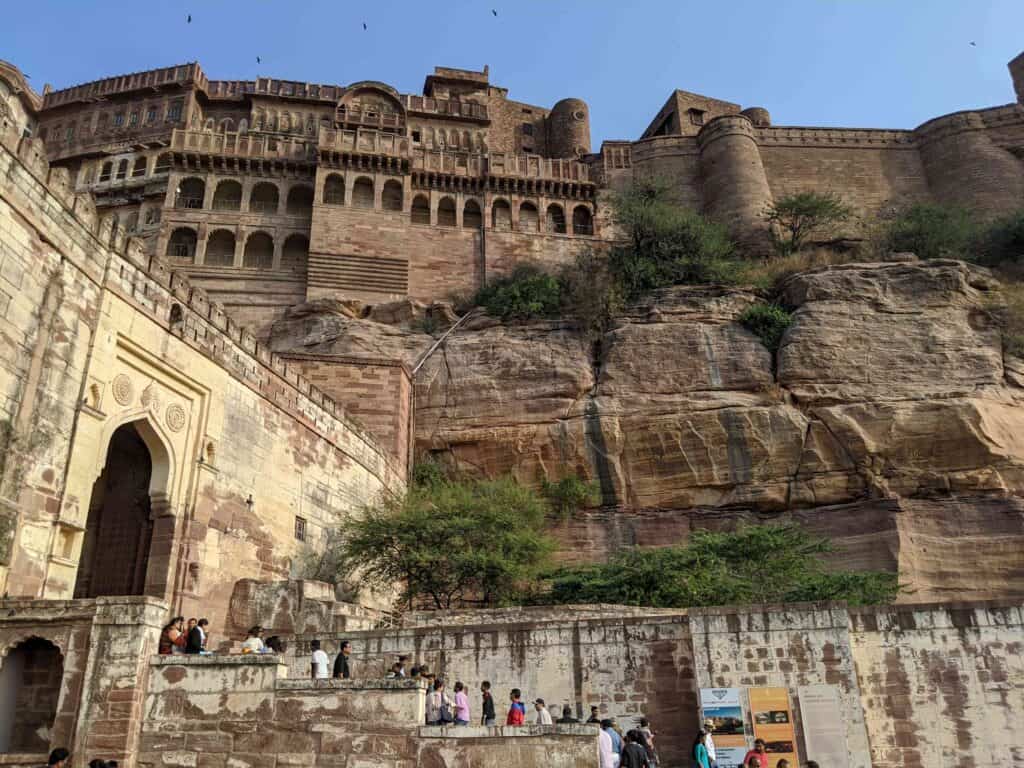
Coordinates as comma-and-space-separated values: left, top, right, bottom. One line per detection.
492, 9, 497, 15
970, 41, 976, 46
187, 14, 192, 23
363, 22, 367, 30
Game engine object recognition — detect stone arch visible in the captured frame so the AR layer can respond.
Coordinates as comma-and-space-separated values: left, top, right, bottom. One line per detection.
204, 117, 215, 132
175, 177, 205, 209
0, 637, 64, 753
352, 176, 374, 209
492, 199, 512, 231
219, 118, 234, 132
286, 184, 314, 216
546, 203, 566, 234
323, 173, 345, 205
572, 205, 593, 235
243, 231, 274, 268
132, 156, 147, 178
382, 179, 403, 211
438, 196, 457, 227
205, 229, 236, 267
99, 161, 113, 182
116, 158, 129, 180
463, 199, 482, 229
250, 181, 279, 213
154, 153, 171, 174
519, 201, 540, 232
411, 194, 431, 225
282, 233, 309, 274
212, 179, 243, 211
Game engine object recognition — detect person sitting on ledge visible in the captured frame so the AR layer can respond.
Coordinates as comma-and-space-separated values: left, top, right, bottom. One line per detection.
557, 704, 579, 724
240, 625, 266, 654
48, 749, 70, 768
158, 616, 186, 655
265, 635, 286, 654
186, 618, 210, 655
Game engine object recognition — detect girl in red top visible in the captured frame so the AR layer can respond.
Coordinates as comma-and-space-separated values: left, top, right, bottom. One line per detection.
506, 688, 527, 725
158, 616, 186, 655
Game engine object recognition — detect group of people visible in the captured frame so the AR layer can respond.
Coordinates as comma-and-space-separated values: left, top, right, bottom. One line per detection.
157, 616, 211, 655
692, 729, 821, 768
596, 716, 659, 768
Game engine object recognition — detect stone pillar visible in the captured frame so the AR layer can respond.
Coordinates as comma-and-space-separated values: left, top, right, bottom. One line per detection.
194, 223, 208, 265
373, 173, 383, 210
233, 227, 245, 268
201, 175, 215, 210
697, 114, 773, 254
143, 493, 179, 603
272, 235, 284, 271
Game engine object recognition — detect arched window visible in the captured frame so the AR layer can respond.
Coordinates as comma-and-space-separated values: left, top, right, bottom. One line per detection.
463, 199, 482, 229
382, 179, 403, 211
204, 118, 215, 132
212, 179, 243, 211
0, 638, 64, 752
286, 185, 314, 216
546, 204, 566, 234
250, 182, 279, 213
323, 174, 345, 205
132, 156, 147, 178
411, 194, 431, 225
153, 153, 171, 174
282, 233, 309, 274
573, 205, 594, 236
116, 159, 129, 180
205, 230, 236, 267
352, 176, 374, 209
492, 199, 512, 231
219, 118, 234, 133
175, 177, 205, 209
243, 232, 274, 268
126, 212, 139, 232
238, 118, 249, 134
438, 197, 457, 227
519, 202, 539, 233
99, 161, 113, 183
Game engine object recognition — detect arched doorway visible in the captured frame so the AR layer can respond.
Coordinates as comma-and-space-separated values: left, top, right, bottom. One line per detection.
0, 638, 64, 753
74, 423, 155, 598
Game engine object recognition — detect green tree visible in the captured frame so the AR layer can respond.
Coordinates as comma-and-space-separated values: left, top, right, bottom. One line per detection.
764, 192, 853, 255
474, 266, 564, 320
610, 178, 741, 298
337, 476, 554, 609
739, 303, 793, 352
541, 474, 600, 519
545, 524, 898, 608
980, 210, 1024, 266
885, 203, 979, 260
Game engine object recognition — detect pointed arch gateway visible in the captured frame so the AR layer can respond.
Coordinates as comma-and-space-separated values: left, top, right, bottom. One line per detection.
74, 415, 176, 600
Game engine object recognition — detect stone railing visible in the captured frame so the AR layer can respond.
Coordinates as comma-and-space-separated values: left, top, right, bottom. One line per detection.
403, 94, 489, 121
318, 127, 409, 156
411, 149, 591, 182
170, 128, 316, 161
335, 104, 404, 130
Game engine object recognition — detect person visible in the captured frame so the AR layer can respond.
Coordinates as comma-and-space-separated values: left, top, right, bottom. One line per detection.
806, 762, 820, 768
186, 618, 197, 635
88, 761, 106, 768
48, 749, 70, 768
480, 680, 496, 726
386, 662, 402, 678
601, 720, 621, 768
333, 639, 352, 679
410, 665, 421, 679
777, 761, 790, 768
599, 722, 616, 768
557, 704, 579, 724
158, 617, 186, 655
396, 655, 408, 677
702, 718, 717, 768
310, 639, 330, 680
693, 731, 711, 768
534, 698, 553, 725
185, 618, 209, 654
240, 626, 265, 654
743, 739, 769, 768
586, 705, 601, 724
639, 718, 657, 766
425, 678, 454, 726
506, 688, 526, 726
608, 719, 624, 756
620, 730, 651, 768
265, 636, 286, 654
453, 681, 470, 725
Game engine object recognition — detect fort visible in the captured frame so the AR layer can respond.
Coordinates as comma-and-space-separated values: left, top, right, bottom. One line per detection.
0, 54, 1022, 768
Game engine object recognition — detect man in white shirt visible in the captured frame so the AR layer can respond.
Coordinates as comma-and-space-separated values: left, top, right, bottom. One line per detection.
598, 726, 616, 768
534, 698, 553, 725
310, 639, 330, 680
703, 718, 718, 768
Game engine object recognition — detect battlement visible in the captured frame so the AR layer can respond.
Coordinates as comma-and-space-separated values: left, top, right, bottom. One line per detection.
41, 62, 201, 109
171, 127, 318, 162
1011, 51, 1024, 104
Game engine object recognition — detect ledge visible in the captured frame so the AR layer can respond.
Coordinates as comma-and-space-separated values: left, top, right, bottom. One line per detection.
276, 677, 426, 691
150, 653, 286, 667
418, 724, 598, 739
0, 754, 48, 766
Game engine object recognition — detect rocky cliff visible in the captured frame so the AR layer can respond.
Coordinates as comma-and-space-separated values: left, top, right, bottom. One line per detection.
272, 260, 1024, 602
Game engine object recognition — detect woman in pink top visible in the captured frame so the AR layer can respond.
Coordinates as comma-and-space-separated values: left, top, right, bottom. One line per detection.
453, 681, 471, 725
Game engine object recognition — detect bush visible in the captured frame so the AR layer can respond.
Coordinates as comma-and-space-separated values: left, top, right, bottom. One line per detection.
740, 249, 864, 292
545, 524, 899, 608
885, 203, 980, 260
474, 266, 564, 320
610, 178, 742, 298
560, 250, 623, 339
541, 475, 600, 519
980, 211, 1024, 266
739, 303, 793, 351
412, 457, 448, 489
764, 191, 853, 256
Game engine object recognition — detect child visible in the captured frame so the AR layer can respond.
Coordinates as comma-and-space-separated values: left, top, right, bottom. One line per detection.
506, 688, 527, 726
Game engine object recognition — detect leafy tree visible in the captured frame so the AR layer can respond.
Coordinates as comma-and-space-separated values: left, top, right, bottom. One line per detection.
610, 178, 741, 298
474, 266, 564, 320
545, 524, 899, 608
541, 474, 600, 519
980, 210, 1024, 266
885, 203, 979, 260
764, 192, 853, 255
337, 476, 554, 609
739, 303, 793, 352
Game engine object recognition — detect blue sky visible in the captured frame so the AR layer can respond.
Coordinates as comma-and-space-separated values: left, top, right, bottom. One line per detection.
2, 1, 1022, 145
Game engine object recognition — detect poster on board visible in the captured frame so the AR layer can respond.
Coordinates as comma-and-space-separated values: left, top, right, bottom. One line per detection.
699, 688, 747, 768
748, 687, 798, 768
798, 685, 849, 768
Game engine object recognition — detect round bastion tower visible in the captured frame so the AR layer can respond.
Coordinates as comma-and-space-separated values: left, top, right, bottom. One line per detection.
547, 98, 592, 158
916, 111, 1024, 218
697, 113, 774, 253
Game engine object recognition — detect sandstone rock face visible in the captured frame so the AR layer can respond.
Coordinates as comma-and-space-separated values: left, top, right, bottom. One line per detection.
272, 261, 1024, 601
